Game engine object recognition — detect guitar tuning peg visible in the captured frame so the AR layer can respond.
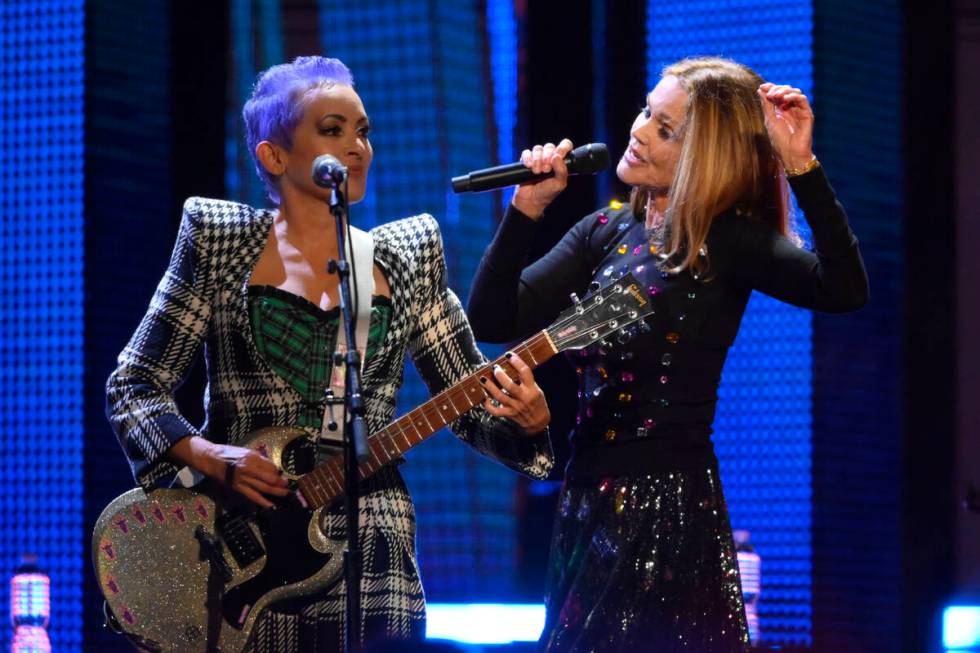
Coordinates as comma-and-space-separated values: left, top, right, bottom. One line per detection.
616, 329, 632, 345
569, 292, 581, 305
588, 281, 602, 293
637, 320, 652, 334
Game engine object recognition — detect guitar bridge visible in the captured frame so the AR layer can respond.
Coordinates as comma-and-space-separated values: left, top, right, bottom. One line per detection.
218, 515, 266, 568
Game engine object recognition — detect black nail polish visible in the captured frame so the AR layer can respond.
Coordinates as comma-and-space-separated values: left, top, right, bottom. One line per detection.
479, 376, 487, 384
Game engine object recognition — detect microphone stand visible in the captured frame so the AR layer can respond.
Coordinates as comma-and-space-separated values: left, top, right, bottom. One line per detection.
325, 179, 371, 653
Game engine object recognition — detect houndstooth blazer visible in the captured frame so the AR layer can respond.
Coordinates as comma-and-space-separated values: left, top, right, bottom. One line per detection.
106, 196, 554, 489
105, 197, 555, 649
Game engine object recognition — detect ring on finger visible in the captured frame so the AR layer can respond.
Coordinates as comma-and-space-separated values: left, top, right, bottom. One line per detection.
490, 399, 502, 408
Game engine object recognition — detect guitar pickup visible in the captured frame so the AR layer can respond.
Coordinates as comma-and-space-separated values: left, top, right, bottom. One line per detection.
217, 515, 266, 568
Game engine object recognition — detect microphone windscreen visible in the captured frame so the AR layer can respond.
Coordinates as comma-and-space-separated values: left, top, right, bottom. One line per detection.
567, 143, 610, 175
312, 154, 347, 188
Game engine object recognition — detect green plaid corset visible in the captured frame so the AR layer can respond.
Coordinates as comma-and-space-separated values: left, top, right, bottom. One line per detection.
248, 285, 392, 429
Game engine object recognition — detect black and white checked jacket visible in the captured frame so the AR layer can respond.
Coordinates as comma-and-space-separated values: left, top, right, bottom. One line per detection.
105, 198, 554, 648
106, 197, 554, 489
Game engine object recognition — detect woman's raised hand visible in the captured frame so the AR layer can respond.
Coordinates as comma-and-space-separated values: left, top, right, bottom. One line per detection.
511, 138, 575, 220
758, 83, 815, 172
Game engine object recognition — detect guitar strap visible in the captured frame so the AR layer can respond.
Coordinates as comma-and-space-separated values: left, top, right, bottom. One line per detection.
317, 225, 374, 452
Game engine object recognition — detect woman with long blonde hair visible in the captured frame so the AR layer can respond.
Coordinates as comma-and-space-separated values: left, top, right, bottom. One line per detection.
468, 56, 868, 652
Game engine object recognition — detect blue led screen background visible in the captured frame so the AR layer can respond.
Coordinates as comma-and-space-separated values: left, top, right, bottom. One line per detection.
0, 2, 85, 650
0, 1, 909, 651
646, 1, 816, 645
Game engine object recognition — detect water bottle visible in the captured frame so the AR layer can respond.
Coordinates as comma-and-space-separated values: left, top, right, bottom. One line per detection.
734, 530, 761, 646
10, 554, 50, 653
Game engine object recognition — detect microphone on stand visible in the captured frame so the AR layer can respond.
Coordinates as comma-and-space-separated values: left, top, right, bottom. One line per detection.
312, 154, 348, 188
451, 142, 609, 193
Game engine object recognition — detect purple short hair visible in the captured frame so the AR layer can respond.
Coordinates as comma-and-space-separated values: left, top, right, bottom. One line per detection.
242, 56, 354, 203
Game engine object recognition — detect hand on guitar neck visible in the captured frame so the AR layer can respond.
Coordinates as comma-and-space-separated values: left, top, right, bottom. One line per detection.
167, 436, 291, 509
480, 352, 551, 435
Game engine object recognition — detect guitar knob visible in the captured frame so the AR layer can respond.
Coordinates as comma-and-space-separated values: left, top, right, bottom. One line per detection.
638, 321, 652, 334
588, 281, 602, 293
616, 329, 632, 345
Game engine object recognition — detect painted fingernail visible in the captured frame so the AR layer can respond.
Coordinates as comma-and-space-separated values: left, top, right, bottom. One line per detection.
479, 376, 488, 384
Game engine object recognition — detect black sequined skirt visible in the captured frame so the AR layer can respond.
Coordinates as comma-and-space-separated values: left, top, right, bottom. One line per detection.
542, 466, 749, 653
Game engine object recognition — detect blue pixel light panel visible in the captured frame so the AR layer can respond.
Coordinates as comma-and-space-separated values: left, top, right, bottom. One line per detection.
0, 2, 86, 651
314, 0, 515, 601
647, 0, 815, 646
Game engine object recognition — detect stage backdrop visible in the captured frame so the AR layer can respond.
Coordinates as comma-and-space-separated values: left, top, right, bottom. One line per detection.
0, 2, 85, 650
0, 1, 903, 651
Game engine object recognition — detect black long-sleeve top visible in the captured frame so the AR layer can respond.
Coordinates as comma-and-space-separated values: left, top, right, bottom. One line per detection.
467, 166, 868, 481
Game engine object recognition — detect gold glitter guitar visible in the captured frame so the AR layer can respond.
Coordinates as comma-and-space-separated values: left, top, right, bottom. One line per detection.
92, 274, 653, 653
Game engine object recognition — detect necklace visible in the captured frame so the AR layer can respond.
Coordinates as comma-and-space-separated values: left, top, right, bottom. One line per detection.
644, 195, 669, 253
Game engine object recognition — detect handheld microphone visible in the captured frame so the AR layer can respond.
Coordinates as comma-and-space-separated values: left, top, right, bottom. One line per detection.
451, 142, 609, 194
312, 154, 348, 188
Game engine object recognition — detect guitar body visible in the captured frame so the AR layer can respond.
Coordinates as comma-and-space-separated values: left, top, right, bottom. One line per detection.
92, 427, 344, 653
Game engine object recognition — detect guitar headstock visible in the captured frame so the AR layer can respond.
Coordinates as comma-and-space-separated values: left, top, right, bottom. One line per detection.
546, 273, 655, 352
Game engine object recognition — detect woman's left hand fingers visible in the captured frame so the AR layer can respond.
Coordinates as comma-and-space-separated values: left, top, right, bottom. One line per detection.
762, 84, 812, 113
480, 365, 514, 403
481, 354, 551, 434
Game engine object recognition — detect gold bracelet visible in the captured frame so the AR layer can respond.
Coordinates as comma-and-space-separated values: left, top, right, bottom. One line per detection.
785, 155, 820, 177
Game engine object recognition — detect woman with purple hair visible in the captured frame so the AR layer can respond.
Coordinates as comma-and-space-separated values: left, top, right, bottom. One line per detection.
106, 55, 553, 651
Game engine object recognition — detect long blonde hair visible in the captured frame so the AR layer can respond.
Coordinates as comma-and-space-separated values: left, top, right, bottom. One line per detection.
631, 57, 797, 276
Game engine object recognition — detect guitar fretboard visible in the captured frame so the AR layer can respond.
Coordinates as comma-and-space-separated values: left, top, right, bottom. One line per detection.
296, 331, 557, 509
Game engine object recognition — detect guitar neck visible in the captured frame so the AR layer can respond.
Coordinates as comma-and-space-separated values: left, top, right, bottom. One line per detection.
296, 330, 558, 509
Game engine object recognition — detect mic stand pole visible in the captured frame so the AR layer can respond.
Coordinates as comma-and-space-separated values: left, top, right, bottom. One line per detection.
326, 181, 371, 653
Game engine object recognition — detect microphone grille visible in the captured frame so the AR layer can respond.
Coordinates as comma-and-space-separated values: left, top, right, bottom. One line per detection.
312, 154, 347, 188
569, 143, 610, 174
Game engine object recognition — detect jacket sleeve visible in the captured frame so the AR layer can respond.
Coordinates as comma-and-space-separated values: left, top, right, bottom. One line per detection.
467, 206, 606, 343
105, 198, 215, 489
406, 215, 554, 480
718, 166, 870, 312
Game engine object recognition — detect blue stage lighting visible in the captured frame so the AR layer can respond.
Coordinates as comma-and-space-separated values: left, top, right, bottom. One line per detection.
944, 606, 980, 649
426, 603, 545, 644
646, 1, 814, 646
